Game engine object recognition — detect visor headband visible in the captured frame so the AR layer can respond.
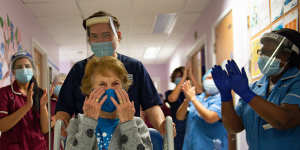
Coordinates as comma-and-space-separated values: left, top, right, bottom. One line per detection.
261, 32, 299, 54
86, 16, 118, 39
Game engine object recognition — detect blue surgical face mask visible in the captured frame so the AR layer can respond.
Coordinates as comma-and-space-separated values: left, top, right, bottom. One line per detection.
91, 42, 114, 57
54, 85, 62, 97
174, 77, 182, 85
99, 89, 119, 112
258, 55, 285, 76
203, 79, 219, 95
15, 68, 33, 83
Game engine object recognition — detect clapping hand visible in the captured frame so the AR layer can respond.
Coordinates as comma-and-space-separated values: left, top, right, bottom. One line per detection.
211, 64, 232, 102
225, 60, 256, 103
181, 80, 196, 101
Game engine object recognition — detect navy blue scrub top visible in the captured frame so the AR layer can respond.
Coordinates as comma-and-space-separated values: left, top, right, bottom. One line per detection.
55, 54, 162, 116
165, 90, 185, 118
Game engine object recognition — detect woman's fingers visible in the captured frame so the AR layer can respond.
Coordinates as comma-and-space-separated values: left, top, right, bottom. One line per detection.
115, 89, 124, 104
98, 95, 107, 109
120, 89, 130, 103
110, 97, 119, 108
94, 87, 105, 100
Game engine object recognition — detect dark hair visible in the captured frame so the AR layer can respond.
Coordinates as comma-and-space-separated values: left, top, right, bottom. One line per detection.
82, 11, 120, 37
273, 28, 300, 68
170, 66, 185, 83
28, 76, 43, 112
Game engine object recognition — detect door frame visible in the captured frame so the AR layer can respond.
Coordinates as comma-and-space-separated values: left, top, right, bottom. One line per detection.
32, 39, 49, 89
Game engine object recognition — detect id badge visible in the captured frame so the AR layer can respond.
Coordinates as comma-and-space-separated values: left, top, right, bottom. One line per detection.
262, 123, 273, 130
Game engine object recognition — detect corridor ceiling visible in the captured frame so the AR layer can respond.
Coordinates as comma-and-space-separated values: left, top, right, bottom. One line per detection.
21, 0, 209, 64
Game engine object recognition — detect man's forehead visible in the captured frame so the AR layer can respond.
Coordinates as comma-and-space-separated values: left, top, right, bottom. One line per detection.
89, 23, 112, 32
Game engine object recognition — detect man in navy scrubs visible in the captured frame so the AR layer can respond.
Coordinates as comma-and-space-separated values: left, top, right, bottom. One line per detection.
55, 11, 167, 134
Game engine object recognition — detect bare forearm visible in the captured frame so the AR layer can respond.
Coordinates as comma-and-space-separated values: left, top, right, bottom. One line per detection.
168, 85, 183, 102
144, 105, 165, 130
249, 96, 300, 129
55, 111, 71, 126
40, 106, 49, 134
0, 105, 30, 132
189, 74, 203, 94
222, 102, 244, 133
176, 100, 189, 120
191, 98, 220, 123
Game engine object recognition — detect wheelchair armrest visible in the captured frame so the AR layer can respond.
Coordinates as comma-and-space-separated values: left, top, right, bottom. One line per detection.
53, 119, 65, 150
163, 116, 174, 150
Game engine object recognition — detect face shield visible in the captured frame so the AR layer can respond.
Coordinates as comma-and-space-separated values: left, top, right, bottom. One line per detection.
86, 16, 119, 40
86, 16, 119, 57
257, 32, 299, 76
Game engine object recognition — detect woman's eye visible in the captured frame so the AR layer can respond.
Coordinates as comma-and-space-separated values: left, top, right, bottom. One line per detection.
99, 83, 106, 86
112, 82, 120, 86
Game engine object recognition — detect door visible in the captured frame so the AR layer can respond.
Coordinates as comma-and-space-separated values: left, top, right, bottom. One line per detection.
215, 10, 236, 150
215, 10, 233, 65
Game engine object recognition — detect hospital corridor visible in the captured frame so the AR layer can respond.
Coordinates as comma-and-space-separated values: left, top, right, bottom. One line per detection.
0, 0, 300, 150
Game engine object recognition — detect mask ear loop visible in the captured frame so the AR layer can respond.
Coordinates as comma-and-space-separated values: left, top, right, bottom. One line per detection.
262, 37, 286, 73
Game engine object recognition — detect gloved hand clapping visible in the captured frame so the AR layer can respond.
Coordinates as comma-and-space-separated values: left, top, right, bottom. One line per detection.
225, 60, 256, 103
211, 65, 232, 102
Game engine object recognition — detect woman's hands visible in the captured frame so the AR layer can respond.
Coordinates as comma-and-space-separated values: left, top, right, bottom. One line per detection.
40, 89, 48, 108
83, 87, 135, 123
25, 83, 34, 109
83, 88, 106, 120
111, 88, 135, 123
181, 80, 196, 102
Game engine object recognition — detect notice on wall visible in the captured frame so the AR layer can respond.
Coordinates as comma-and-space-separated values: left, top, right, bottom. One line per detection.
272, 8, 298, 31
271, 0, 298, 22
284, 0, 298, 13
271, 0, 284, 22
248, 0, 270, 36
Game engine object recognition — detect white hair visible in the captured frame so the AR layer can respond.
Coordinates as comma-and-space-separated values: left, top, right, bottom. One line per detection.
53, 73, 67, 84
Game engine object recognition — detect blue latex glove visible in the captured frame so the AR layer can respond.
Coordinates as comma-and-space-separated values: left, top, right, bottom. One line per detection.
211, 65, 232, 102
226, 60, 256, 103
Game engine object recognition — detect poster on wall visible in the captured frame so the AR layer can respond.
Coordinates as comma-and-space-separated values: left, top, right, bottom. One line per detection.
0, 12, 23, 87
284, 0, 298, 13
250, 36, 262, 79
248, 0, 270, 36
271, 0, 284, 22
249, 29, 270, 80
272, 8, 298, 31
271, 0, 298, 22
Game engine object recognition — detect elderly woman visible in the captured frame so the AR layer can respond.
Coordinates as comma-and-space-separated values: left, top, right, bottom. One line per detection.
65, 56, 152, 150
0, 50, 48, 150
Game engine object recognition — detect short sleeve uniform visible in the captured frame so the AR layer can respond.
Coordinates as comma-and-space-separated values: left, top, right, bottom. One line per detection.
0, 81, 47, 150
183, 93, 228, 150
236, 67, 300, 150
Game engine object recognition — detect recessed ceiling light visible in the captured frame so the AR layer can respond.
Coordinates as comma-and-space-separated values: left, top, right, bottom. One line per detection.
153, 13, 177, 35
144, 47, 160, 59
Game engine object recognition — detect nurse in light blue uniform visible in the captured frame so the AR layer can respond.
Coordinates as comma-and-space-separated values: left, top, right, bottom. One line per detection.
212, 28, 300, 150
176, 70, 228, 150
